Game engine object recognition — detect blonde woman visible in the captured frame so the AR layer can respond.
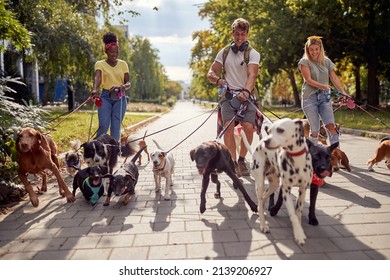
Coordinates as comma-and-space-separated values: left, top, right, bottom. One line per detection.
298, 36, 348, 146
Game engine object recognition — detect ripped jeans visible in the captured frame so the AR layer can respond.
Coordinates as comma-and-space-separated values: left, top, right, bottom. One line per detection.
302, 90, 339, 145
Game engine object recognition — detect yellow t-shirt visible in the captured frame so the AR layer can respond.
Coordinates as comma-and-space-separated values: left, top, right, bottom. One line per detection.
94, 59, 129, 90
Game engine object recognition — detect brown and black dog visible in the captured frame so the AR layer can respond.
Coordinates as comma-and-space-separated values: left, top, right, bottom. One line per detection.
121, 130, 150, 165
190, 141, 257, 214
16, 127, 75, 207
330, 148, 352, 174
367, 137, 390, 171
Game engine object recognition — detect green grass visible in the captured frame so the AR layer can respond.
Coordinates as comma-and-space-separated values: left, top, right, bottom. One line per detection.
261, 105, 390, 134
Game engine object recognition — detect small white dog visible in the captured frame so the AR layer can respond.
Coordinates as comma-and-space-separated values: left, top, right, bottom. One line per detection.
150, 139, 175, 200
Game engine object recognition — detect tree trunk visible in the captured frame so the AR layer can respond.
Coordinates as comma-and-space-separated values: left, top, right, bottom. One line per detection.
354, 66, 361, 101
287, 69, 300, 107
367, 1, 379, 107
42, 78, 49, 106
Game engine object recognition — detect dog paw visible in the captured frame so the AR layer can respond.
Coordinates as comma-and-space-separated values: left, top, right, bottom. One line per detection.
294, 227, 306, 245
200, 205, 206, 214
66, 194, 76, 203
164, 196, 171, 201
155, 187, 161, 193
260, 222, 270, 233
308, 214, 319, 226
269, 206, 279, 217
214, 192, 221, 199
29, 195, 39, 207
250, 204, 258, 213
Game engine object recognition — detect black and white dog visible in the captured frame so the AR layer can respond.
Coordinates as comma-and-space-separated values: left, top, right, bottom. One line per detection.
268, 140, 339, 226
242, 118, 312, 245
81, 134, 119, 174
81, 134, 136, 173
72, 165, 109, 205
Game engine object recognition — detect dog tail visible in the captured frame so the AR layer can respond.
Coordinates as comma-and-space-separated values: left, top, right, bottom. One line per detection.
142, 130, 148, 140
240, 130, 253, 155
70, 139, 81, 151
131, 145, 147, 163
152, 139, 164, 151
120, 141, 137, 157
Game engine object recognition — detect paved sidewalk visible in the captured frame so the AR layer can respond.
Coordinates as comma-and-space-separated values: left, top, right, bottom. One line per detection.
0, 101, 389, 260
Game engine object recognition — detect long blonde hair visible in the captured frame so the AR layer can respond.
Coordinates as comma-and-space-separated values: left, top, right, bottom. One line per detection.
303, 36, 327, 66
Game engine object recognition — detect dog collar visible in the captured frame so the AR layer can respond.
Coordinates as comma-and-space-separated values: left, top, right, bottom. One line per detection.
286, 148, 307, 157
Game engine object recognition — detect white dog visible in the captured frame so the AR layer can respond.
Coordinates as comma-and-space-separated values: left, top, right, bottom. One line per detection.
150, 139, 175, 200
242, 118, 312, 245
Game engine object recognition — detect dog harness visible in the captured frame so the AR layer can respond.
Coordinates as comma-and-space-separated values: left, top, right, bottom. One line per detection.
82, 178, 103, 205
66, 155, 80, 170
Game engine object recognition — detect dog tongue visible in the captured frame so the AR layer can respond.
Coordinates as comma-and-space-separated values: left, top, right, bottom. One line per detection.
320, 170, 330, 177
198, 168, 205, 175
93, 178, 101, 185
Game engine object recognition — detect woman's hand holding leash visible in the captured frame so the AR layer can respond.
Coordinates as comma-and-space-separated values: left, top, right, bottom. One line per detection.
89, 90, 102, 107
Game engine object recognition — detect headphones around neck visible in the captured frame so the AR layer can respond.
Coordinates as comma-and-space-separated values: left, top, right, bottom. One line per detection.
231, 40, 249, 54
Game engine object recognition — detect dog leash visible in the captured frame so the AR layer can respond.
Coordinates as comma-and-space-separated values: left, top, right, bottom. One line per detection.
166, 106, 218, 153
125, 109, 217, 144
45, 98, 90, 134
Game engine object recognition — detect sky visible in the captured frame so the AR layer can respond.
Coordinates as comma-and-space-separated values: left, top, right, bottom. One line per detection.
117, 0, 210, 83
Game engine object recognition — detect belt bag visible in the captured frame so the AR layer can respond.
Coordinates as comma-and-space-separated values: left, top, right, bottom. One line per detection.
109, 86, 125, 100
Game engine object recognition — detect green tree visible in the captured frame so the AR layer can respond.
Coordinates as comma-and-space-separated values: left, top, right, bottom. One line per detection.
191, 0, 390, 107
129, 36, 166, 101
0, 0, 30, 51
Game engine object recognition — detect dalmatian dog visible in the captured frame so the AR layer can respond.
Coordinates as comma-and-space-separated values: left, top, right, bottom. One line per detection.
150, 139, 175, 200
242, 118, 312, 245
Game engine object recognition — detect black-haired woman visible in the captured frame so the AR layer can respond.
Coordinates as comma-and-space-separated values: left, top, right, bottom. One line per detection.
91, 31, 131, 142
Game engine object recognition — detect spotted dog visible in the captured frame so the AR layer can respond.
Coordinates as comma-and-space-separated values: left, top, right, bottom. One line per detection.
242, 118, 312, 245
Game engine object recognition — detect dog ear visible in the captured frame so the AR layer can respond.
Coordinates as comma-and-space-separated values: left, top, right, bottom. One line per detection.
36, 131, 51, 151
189, 149, 195, 161
329, 142, 339, 152
306, 138, 313, 149
263, 123, 270, 134
100, 165, 109, 174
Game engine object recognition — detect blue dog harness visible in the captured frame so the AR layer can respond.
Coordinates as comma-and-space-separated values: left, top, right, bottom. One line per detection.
82, 178, 103, 205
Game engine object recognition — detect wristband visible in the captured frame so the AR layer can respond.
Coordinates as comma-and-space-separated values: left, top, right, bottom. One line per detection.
216, 78, 221, 86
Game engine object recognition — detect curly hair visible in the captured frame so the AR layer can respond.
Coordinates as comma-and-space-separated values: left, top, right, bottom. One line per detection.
231, 18, 250, 32
103, 32, 117, 44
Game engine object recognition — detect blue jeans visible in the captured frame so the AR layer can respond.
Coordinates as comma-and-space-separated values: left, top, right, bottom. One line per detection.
302, 90, 339, 145
96, 89, 127, 142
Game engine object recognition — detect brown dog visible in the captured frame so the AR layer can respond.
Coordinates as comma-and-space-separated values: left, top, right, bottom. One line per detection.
16, 127, 75, 207
121, 130, 149, 165
367, 138, 390, 171
302, 119, 340, 145
330, 148, 352, 174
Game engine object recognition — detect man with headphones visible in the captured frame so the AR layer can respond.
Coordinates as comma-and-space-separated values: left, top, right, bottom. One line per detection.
207, 18, 261, 177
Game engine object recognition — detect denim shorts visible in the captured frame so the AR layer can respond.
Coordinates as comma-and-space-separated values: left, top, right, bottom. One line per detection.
302, 90, 335, 137
220, 99, 256, 126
